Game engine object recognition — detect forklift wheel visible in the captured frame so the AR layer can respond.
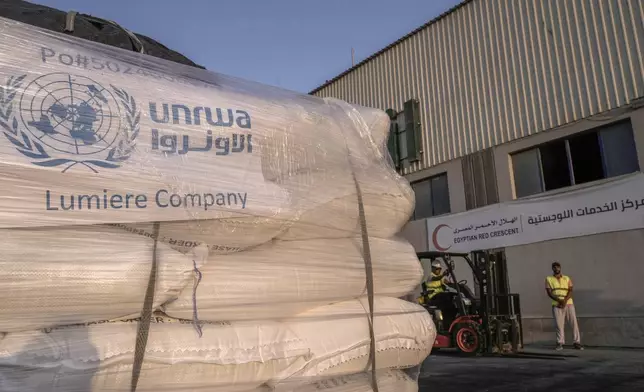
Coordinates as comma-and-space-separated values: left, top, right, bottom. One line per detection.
453, 322, 483, 355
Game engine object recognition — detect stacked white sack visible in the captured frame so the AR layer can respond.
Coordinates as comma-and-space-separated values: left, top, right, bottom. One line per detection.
274, 168, 414, 241
265, 100, 413, 241
258, 97, 394, 181
272, 297, 434, 383
0, 17, 411, 253
0, 298, 431, 392
343, 104, 392, 163
0, 225, 202, 332
258, 370, 418, 392
163, 236, 423, 321
0, 317, 310, 392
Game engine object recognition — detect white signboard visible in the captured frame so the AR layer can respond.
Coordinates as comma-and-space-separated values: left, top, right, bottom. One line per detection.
426, 173, 644, 253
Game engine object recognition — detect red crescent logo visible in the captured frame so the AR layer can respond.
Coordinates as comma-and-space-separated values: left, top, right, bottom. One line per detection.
432, 224, 452, 251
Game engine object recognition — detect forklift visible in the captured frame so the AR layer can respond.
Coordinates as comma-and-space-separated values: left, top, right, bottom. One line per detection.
417, 250, 523, 355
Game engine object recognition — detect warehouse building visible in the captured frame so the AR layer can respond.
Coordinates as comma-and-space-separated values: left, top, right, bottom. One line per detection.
311, 0, 644, 347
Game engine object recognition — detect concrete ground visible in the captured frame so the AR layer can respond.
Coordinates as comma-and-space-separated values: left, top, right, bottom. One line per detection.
418, 346, 644, 392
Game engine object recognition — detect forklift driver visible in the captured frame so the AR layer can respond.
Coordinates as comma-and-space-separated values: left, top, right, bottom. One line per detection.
418, 260, 451, 305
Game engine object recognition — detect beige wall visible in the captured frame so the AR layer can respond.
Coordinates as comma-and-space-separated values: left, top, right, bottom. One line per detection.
506, 229, 644, 319
506, 229, 644, 347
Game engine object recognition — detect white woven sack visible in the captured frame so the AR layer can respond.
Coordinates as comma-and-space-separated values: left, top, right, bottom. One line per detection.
0, 317, 310, 392
263, 370, 418, 392
349, 105, 390, 153
266, 103, 411, 242
0, 298, 430, 391
271, 297, 434, 384
0, 225, 201, 332
321, 98, 392, 167
163, 237, 423, 321
274, 168, 414, 241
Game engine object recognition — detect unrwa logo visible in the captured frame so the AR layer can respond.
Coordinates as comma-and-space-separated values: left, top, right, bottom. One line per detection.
0, 72, 140, 173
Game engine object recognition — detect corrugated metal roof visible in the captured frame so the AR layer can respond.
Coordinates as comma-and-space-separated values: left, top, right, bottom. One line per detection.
310, 0, 644, 175
308, 0, 473, 94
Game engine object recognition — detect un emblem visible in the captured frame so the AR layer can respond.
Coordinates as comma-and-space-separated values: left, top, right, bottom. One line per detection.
0, 72, 140, 173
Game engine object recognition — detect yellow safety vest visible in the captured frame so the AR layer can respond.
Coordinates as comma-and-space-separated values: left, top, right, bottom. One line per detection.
546, 275, 573, 306
427, 272, 445, 293
417, 272, 446, 305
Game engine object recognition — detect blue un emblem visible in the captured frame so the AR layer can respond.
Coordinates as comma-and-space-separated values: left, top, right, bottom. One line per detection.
0, 72, 140, 173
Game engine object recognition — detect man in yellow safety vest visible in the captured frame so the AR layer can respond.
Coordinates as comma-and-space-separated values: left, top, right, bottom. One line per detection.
418, 260, 450, 305
545, 261, 583, 351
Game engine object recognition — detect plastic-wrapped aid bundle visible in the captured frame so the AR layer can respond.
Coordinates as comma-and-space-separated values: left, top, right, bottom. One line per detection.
0, 15, 413, 254
0, 9, 431, 392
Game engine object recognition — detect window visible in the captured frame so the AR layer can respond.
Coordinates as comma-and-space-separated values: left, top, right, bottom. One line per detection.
386, 99, 422, 169
411, 173, 451, 220
511, 119, 639, 198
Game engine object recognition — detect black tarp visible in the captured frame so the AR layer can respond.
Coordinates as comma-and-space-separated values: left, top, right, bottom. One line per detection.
0, 0, 205, 69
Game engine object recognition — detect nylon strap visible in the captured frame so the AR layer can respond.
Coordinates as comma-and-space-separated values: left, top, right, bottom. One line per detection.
130, 221, 160, 392
63, 11, 145, 54
64, 11, 78, 33
352, 172, 379, 392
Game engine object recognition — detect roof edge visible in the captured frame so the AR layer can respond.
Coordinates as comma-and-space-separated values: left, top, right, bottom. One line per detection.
308, 0, 473, 95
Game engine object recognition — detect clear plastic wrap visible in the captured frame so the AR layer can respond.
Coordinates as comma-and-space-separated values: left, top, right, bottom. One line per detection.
162, 237, 423, 321
0, 14, 433, 392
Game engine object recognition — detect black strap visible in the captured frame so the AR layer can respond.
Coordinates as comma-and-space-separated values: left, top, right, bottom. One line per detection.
130, 221, 160, 392
352, 172, 379, 392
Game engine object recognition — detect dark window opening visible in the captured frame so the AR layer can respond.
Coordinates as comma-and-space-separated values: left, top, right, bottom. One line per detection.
430, 174, 451, 216
511, 119, 638, 198
411, 180, 432, 220
568, 131, 603, 184
539, 140, 571, 191
411, 173, 450, 220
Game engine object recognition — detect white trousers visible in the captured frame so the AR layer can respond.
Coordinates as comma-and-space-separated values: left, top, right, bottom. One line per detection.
552, 304, 581, 345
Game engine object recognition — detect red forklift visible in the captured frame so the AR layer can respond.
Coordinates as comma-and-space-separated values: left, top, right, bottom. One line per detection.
417, 251, 523, 355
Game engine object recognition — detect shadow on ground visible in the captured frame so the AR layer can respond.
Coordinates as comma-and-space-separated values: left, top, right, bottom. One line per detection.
419, 347, 644, 392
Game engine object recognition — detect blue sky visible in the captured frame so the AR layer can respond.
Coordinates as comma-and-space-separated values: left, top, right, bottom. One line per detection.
32, 0, 462, 93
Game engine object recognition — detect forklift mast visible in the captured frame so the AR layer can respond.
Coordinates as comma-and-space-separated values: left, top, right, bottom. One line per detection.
472, 252, 494, 353
473, 251, 523, 353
